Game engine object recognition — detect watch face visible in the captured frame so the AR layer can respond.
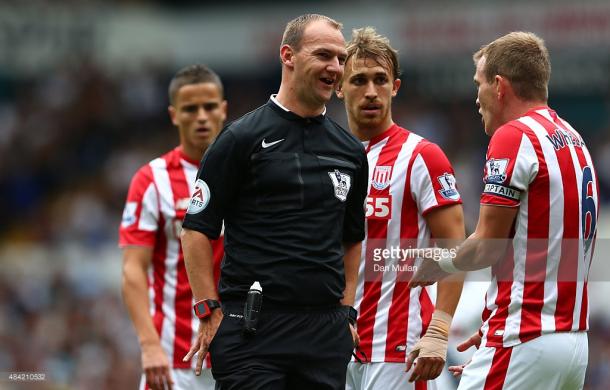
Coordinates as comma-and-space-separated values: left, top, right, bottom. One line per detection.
195, 302, 210, 318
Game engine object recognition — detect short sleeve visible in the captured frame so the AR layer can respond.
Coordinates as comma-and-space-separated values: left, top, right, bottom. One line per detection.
410, 143, 462, 215
182, 129, 244, 239
342, 148, 368, 242
118, 165, 159, 248
481, 124, 538, 207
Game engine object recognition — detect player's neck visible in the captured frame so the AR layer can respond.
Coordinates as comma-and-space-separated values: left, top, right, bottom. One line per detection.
505, 99, 548, 124
180, 144, 204, 163
349, 117, 395, 142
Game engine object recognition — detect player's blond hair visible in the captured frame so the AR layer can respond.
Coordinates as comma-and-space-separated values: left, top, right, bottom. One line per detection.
473, 31, 550, 102
345, 27, 400, 80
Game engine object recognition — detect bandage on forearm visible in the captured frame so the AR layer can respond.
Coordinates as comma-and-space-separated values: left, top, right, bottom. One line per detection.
438, 249, 460, 273
409, 310, 452, 360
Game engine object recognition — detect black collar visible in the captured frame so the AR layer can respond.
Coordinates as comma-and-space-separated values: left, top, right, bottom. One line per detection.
267, 99, 326, 124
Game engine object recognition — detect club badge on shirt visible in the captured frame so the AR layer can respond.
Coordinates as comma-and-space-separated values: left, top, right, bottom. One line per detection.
187, 179, 211, 214
371, 166, 392, 191
328, 169, 351, 202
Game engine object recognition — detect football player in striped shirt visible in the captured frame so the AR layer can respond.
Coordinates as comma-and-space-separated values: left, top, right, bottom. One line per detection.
120, 65, 226, 390
410, 32, 599, 390
336, 27, 465, 389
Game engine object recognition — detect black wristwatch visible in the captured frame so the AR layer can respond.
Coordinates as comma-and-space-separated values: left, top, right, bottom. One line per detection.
348, 306, 358, 326
193, 299, 221, 319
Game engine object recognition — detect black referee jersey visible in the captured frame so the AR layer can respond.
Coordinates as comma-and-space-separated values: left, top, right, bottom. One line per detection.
182, 98, 368, 307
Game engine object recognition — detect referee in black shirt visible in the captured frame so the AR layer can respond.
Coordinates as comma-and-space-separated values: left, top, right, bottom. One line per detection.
181, 14, 368, 390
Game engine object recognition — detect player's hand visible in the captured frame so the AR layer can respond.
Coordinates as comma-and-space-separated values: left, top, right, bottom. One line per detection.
406, 349, 445, 382
183, 309, 223, 375
408, 257, 450, 288
447, 332, 481, 377
448, 361, 470, 377
456, 332, 481, 352
348, 322, 360, 348
141, 342, 174, 390
405, 310, 451, 382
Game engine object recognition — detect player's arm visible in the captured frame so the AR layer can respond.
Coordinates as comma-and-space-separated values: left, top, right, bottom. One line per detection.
410, 126, 529, 287
408, 204, 518, 288
407, 204, 465, 381
408, 204, 517, 378
453, 125, 529, 271
428, 204, 465, 315
122, 246, 174, 390
452, 204, 517, 270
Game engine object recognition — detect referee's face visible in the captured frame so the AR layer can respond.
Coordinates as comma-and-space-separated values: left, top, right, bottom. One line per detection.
293, 20, 347, 109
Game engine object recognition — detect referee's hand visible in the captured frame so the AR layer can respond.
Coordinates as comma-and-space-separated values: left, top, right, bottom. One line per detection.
349, 323, 360, 348
183, 309, 223, 375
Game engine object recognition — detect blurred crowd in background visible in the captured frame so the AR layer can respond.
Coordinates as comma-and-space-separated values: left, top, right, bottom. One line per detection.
0, 1, 609, 388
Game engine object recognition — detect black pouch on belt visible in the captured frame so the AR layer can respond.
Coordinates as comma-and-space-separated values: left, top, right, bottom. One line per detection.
243, 281, 263, 336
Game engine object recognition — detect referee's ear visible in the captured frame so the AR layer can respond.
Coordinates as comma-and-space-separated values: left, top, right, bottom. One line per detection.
280, 44, 295, 69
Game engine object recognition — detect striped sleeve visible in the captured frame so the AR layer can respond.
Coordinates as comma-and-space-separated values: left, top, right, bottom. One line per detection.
410, 142, 462, 215
118, 164, 159, 247
481, 125, 539, 207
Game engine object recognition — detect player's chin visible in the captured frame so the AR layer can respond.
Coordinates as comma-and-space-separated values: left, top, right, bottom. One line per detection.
193, 139, 212, 151
357, 114, 381, 126
481, 116, 494, 135
483, 121, 497, 136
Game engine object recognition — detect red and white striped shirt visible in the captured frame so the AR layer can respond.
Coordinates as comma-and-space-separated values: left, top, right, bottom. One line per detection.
356, 124, 462, 363
480, 107, 599, 348
119, 147, 223, 369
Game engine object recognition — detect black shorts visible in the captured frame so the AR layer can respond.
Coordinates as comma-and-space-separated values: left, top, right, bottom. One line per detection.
209, 302, 354, 390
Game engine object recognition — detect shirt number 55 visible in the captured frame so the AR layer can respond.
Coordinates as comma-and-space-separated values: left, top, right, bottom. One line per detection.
366, 195, 392, 220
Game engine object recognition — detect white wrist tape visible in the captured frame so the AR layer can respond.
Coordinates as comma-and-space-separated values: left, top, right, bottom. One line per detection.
409, 310, 452, 360
437, 250, 460, 273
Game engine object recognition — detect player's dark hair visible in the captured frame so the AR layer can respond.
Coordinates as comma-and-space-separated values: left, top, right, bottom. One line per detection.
168, 64, 224, 105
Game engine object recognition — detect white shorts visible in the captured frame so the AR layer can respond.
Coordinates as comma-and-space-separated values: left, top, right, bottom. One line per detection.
139, 367, 215, 390
458, 332, 588, 390
346, 362, 438, 390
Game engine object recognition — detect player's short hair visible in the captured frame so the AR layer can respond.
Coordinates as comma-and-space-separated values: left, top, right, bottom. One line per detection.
168, 64, 224, 105
345, 26, 400, 80
281, 14, 342, 52
473, 31, 550, 102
